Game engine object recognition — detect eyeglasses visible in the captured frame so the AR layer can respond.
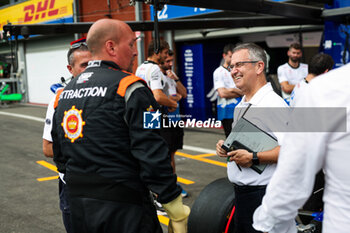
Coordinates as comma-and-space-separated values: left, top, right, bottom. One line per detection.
70, 42, 88, 49
228, 61, 259, 72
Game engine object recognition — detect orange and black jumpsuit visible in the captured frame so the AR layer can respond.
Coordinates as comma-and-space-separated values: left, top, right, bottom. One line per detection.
52, 60, 181, 233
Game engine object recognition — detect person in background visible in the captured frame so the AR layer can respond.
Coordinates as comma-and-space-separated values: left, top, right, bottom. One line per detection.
277, 43, 308, 104
136, 39, 177, 112
159, 49, 188, 197
42, 38, 91, 233
290, 53, 334, 107
52, 19, 190, 233
213, 44, 243, 137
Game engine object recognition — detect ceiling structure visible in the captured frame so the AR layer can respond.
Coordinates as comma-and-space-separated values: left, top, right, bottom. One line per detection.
2, 0, 349, 37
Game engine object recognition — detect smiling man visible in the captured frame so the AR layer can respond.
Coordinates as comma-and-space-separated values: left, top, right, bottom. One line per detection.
216, 43, 288, 233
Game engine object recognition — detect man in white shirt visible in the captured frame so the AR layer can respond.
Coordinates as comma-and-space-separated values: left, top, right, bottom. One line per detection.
253, 63, 350, 233
42, 40, 92, 233
216, 43, 288, 233
135, 39, 177, 111
277, 43, 308, 104
289, 53, 334, 215
213, 44, 243, 137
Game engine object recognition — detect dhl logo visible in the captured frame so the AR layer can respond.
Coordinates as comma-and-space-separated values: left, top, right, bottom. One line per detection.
23, 0, 59, 23
0, 0, 73, 31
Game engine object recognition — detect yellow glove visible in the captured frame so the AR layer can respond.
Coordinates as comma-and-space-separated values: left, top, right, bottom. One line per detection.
162, 194, 190, 233
168, 218, 188, 233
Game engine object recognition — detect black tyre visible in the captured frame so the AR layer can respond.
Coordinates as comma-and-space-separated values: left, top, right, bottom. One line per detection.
188, 177, 236, 233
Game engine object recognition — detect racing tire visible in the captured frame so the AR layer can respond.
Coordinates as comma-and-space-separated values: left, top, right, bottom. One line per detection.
188, 177, 236, 233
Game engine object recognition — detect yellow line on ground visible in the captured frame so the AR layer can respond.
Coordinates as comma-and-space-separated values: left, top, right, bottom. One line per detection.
177, 177, 195, 185
158, 215, 169, 226
36, 160, 58, 173
37, 175, 59, 182
195, 153, 216, 158
176, 151, 227, 168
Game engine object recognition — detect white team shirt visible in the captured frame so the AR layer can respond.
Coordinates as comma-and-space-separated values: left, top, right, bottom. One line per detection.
277, 62, 308, 101
135, 61, 169, 94
213, 65, 238, 106
165, 75, 177, 96
43, 97, 55, 142
213, 66, 236, 90
289, 78, 308, 107
42, 94, 65, 183
253, 63, 350, 233
227, 83, 289, 186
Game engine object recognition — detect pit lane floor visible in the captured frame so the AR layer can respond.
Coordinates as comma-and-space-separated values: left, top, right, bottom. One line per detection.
0, 104, 227, 233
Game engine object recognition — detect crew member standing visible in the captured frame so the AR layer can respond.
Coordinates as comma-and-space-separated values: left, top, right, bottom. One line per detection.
159, 49, 188, 197
42, 39, 91, 233
136, 39, 177, 112
213, 44, 243, 137
52, 19, 190, 233
277, 43, 308, 104
290, 53, 334, 107
216, 43, 288, 233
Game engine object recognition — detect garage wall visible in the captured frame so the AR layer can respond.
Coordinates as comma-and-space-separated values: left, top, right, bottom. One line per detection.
25, 36, 74, 104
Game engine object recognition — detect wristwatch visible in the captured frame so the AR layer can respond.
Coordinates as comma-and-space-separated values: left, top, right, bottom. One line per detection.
252, 152, 259, 165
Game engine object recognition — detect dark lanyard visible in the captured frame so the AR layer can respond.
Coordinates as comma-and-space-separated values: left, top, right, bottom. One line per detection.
236, 103, 252, 120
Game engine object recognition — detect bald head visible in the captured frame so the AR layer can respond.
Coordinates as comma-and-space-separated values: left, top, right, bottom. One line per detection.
87, 19, 122, 56
87, 19, 137, 72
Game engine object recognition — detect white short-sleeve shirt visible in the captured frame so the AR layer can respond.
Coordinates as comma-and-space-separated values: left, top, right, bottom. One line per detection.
165, 75, 177, 96
289, 78, 308, 107
136, 61, 167, 93
213, 65, 241, 120
227, 83, 289, 186
213, 66, 236, 90
213, 66, 238, 107
277, 62, 308, 101
42, 95, 66, 182
42, 97, 55, 142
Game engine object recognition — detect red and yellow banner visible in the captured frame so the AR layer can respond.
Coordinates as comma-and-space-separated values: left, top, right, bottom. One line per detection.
0, 0, 73, 31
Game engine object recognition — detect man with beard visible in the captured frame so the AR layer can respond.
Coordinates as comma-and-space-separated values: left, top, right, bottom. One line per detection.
136, 39, 177, 111
277, 43, 308, 104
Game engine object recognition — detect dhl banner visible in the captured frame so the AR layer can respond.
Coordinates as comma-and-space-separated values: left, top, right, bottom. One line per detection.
0, 0, 73, 31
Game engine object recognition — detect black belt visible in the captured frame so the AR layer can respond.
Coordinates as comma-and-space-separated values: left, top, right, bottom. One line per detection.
233, 184, 267, 193
66, 172, 143, 205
